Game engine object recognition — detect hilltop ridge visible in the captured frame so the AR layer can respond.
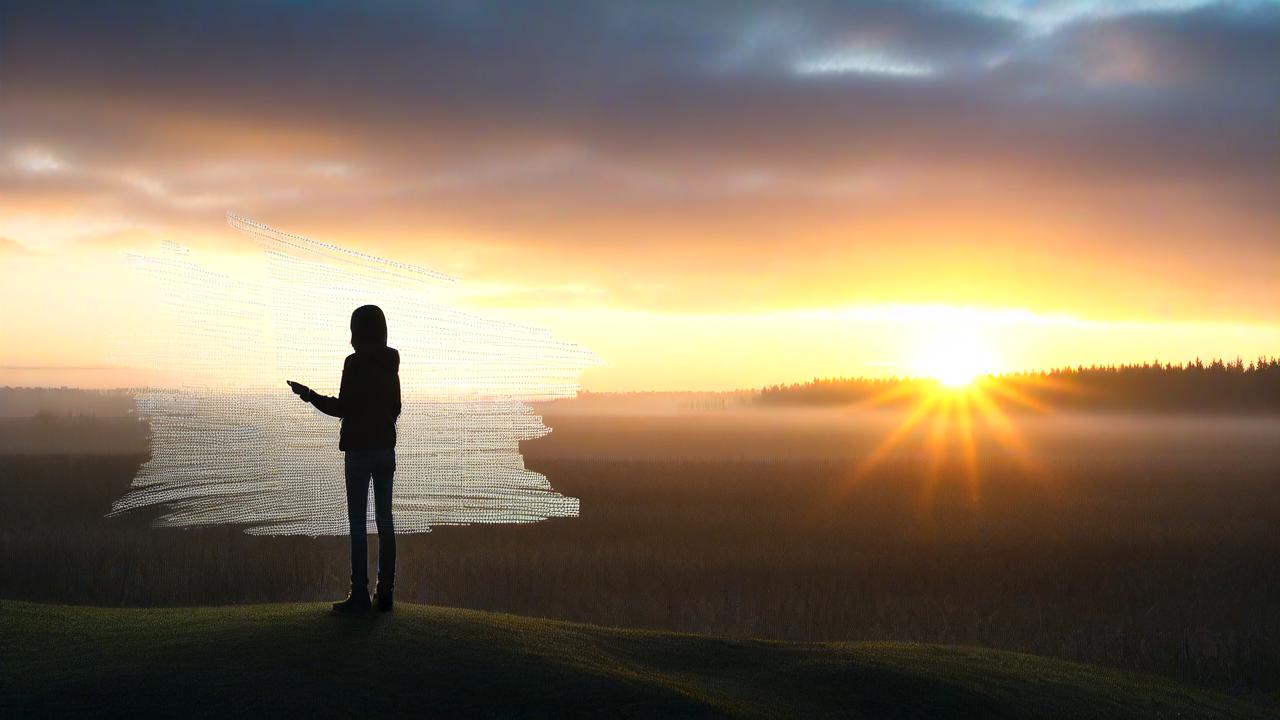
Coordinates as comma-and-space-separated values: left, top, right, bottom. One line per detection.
1, 600, 1273, 719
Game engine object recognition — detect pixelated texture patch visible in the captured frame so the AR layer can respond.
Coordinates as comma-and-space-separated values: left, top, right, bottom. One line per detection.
110, 214, 599, 535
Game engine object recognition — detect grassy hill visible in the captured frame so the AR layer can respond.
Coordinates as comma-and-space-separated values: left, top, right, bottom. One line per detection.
1, 600, 1273, 719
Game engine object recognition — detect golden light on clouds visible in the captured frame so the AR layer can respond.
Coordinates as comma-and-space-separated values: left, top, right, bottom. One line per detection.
2, 237, 1279, 391
2, 2, 1276, 390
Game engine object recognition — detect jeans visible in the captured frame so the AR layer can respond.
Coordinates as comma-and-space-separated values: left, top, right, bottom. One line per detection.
344, 448, 396, 590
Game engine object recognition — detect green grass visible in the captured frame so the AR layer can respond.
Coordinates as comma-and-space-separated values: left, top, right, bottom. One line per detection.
1, 600, 1273, 719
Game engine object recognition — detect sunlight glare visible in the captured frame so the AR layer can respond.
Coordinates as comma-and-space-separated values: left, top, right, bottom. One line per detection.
911, 330, 998, 388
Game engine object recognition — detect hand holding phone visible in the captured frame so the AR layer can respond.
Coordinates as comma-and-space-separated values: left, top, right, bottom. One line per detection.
287, 380, 311, 400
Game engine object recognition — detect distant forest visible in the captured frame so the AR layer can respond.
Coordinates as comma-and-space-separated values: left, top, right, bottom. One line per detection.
0, 388, 136, 418
758, 358, 1280, 414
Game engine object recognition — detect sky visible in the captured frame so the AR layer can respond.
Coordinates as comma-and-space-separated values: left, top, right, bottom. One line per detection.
1, 0, 1278, 391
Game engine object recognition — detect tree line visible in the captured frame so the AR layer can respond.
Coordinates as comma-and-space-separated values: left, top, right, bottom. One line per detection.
757, 357, 1280, 413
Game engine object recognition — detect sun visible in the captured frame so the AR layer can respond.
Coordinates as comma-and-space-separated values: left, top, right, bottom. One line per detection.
910, 330, 998, 388
825, 324, 1045, 513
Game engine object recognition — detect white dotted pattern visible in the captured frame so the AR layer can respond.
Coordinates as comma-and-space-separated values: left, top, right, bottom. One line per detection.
110, 214, 599, 535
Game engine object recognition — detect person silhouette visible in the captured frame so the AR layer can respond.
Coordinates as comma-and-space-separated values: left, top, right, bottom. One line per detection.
288, 304, 402, 613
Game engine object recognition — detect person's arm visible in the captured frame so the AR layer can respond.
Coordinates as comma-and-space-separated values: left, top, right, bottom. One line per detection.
298, 357, 351, 418
392, 367, 402, 419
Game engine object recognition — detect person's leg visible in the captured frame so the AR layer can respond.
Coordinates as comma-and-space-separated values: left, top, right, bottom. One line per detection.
333, 451, 373, 613
372, 449, 396, 609
345, 451, 372, 590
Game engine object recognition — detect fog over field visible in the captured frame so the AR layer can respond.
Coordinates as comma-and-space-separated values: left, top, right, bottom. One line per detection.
529, 405, 1280, 464
2, 391, 1278, 695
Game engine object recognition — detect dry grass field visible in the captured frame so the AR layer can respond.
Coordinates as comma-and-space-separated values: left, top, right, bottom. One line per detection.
2, 408, 1278, 697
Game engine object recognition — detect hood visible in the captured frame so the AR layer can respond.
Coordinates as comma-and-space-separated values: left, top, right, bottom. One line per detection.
350, 304, 389, 352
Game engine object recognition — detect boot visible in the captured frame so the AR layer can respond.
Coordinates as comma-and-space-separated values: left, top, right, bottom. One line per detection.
373, 580, 394, 612
330, 585, 371, 614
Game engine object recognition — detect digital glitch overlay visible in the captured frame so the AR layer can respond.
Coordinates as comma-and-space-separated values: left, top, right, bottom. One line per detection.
111, 214, 600, 535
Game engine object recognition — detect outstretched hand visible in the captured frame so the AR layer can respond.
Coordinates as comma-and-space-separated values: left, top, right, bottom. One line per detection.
287, 380, 312, 401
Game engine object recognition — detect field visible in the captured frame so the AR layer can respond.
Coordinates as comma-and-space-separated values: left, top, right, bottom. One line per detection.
2, 599, 1275, 719
2, 407, 1279, 703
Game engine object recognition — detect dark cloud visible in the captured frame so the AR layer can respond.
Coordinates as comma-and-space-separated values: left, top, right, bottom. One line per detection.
0, 1, 1275, 316
1046, 4, 1280, 91
4, 1, 1270, 174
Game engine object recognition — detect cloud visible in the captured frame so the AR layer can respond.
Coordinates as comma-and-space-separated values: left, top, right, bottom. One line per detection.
792, 50, 938, 77
1, 0, 1275, 320
11, 147, 65, 174
954, 0, 1278, 32
0, 237, 33, 255
1041, 3, 1280, 89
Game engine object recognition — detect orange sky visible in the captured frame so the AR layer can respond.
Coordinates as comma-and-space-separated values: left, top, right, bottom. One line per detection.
2, 1, 1277, 390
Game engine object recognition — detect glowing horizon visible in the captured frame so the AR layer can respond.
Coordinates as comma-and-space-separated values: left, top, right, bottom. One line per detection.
3, 253, 1278, 392
1, 2, 1276, 391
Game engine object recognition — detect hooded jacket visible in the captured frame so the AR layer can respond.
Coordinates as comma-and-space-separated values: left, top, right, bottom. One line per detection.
308, 348, 402, 451
307, 306, 402, 451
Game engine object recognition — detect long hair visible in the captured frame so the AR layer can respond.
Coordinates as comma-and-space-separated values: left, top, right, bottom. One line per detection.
350, 304, 388, 352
